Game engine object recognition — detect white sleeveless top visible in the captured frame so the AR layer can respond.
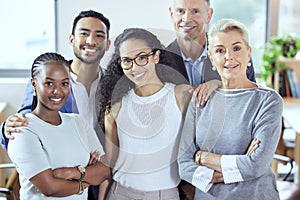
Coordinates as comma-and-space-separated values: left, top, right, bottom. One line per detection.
113, 83, 182, 191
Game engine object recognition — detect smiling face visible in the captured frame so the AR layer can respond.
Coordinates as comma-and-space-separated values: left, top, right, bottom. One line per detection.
209, 30, 251, 81
32, 63, 70, 113
169, 0, 213, 43
119, 39, 160, 87
70, 17, 110, 64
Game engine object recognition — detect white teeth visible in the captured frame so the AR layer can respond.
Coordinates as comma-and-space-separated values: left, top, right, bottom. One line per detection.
84, 48, 96, 53
133, 72, 145, 78
50, 98, 62, 102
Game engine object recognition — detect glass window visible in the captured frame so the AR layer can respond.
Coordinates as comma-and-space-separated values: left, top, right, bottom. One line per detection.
278, 0, 300, 36
0, 0, 55, 72
210, 0, 267, 74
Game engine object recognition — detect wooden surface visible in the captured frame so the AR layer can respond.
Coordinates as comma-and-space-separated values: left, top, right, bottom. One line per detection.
0, 102, 7, 187
283, 98, 300, 185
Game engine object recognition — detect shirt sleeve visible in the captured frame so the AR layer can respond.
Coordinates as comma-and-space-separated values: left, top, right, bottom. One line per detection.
178, 100, 213, 193
7, 127, 50, 179
192, 166, 214, 192
235, 91, 283, 181
74, 114, 105, 156
221, 155, 244, 184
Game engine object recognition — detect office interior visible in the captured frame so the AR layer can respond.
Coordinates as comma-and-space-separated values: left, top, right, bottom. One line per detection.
0, 0, 300, 199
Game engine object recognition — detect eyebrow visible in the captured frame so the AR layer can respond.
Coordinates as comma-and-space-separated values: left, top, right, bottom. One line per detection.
45, 77, 70, 81
79, 28, 106, 35
121, 51, 150, 59
214, 41, 242, 47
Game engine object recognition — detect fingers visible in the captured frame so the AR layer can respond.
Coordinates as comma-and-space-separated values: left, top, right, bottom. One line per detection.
246, 138, 260, 156
193, 84, 209, 107
4, 113, 28, 140
89, 150, 101, 165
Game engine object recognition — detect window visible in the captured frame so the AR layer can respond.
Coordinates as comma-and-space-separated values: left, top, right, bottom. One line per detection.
210, 0, 267, 74
278, 0, 300, 36
0, 0, 56, 77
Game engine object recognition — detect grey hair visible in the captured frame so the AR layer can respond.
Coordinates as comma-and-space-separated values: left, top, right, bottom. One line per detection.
170, 0, 210, 8
208, 18, 250, 53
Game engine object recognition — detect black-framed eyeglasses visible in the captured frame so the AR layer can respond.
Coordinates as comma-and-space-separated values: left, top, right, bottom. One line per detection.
119, 51, 155, 70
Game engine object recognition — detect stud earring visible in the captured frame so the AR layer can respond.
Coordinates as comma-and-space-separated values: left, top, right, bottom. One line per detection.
212, 66, 216, 71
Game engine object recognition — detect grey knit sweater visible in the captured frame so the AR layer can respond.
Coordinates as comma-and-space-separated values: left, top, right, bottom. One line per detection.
178, 86, 283, 200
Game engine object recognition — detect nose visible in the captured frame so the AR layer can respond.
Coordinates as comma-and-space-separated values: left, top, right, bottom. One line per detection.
53, 86, 62, 95
182, 11, 192, 23
86, 34, 96, 45
224, 50, 233, 61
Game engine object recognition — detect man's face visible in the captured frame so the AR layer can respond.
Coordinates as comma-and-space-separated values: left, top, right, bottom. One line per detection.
169, 0, 213, 42
70, 17, 110, 64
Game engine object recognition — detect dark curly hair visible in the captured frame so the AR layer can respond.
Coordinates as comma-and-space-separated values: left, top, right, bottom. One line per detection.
97, 28, 186, 130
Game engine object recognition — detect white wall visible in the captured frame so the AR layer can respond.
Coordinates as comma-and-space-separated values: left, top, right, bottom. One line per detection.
0, 0, 176, 119
56, 0, 176, 62
0, 79, 28, 119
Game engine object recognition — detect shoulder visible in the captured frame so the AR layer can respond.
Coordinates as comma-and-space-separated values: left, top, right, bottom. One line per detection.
175, 84, 193, 95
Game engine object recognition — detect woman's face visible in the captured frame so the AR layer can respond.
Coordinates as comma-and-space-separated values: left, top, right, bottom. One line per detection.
32, 63, 70, 112
209, 30, 251, 81
119, 39, 160, 86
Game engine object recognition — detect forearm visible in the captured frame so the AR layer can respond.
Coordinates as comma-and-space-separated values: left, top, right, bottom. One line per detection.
98, 178, 113, 200
85, 162, 111, 185
30, 169, 89, 197
197, 151, 222, 172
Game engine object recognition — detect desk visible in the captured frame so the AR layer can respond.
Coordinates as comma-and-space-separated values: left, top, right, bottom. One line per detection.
283, 98, 300, 184
0, 102, 7, 187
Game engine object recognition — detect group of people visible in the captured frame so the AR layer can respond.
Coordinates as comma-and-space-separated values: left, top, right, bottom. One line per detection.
1, 0, 283, 200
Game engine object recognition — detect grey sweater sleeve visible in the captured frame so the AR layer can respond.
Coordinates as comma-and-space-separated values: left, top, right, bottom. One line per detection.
236, 91, 283, 181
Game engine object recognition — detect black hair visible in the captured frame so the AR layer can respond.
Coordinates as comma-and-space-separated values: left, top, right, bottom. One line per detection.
31, 52, 69, 111
97, 28, 186, 130
71, 10, 110, 39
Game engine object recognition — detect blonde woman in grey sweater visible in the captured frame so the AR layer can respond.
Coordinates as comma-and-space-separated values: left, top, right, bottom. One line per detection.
178, 19, 282, 200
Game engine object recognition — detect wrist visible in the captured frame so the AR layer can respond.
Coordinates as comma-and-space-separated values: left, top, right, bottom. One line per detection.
76, 165, 86, 181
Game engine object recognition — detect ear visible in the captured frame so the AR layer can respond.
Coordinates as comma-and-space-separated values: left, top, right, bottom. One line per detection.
169, 7, 173, 18
69, 34, 74, 45
206, 8, 214, 24
31, 79, 37, 93
105, 39, 111, 51
248, 46, 252, 62
153, 50, 161, 64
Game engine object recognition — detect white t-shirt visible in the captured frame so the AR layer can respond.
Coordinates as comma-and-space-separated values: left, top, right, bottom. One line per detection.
8, 112, 104, 200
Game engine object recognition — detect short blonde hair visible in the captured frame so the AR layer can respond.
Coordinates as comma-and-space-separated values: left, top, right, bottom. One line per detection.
208, 18, 250, 53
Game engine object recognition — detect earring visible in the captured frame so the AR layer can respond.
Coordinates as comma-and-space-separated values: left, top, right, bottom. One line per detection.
247, 62, 251, 67
33, 90, 37, 96
212, 66, 216, 71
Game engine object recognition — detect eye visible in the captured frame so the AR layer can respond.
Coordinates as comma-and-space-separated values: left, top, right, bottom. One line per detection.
62, 82, 69, 87
215, 48, 225, 54
176, 8, 185, 15
96, 33, 105, 39
136, 55, 148, 62
121, 58, 132, 66
79, 31, 88, 37
233, 46, 242, 52
45, 82, 53, 87
191, 9, 200, 15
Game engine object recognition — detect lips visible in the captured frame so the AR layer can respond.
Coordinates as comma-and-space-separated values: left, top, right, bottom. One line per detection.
82, 46, 97, 55
179, 25, 196, 32
49, 97, 64, 104
132, 71, 146, 78
224, 64, 239, 69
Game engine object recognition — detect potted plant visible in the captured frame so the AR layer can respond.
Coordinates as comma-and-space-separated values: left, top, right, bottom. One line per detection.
260, 34, 300, 87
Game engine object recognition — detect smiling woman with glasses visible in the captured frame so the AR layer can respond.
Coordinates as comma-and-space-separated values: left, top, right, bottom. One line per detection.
96, 28, 192, 199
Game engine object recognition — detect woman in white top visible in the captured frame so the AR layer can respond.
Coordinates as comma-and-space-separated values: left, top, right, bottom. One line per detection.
8, 52, 110, 199
97, 28, 194, 199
